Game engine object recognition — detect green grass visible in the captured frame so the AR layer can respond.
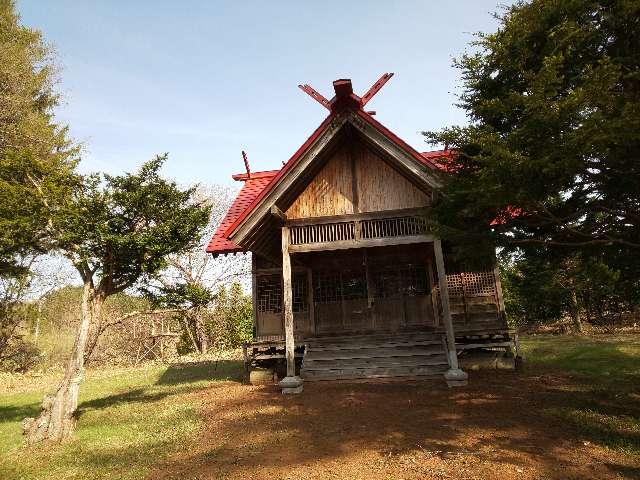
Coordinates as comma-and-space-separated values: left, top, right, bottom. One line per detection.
0, 360, 244, 480
520, 334, 640, 383
521, 334, 640, 455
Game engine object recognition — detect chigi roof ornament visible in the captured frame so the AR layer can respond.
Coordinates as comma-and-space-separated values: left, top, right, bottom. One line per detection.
298, 72, 394, 115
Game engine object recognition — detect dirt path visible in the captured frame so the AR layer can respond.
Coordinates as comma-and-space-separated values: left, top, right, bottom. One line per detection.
151, 371, 639, 479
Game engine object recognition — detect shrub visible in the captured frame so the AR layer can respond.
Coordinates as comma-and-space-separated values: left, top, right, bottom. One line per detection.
0, 338, 41, 372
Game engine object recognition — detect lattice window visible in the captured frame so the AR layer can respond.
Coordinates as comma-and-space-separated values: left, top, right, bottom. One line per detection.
461, 271, 496, 296
292, 273, 308, 313
313, 270, 368, 302
374, 264, 428, 298
445, 271, 496, 297
314, 272, 342, 303
445, 273, 465, 297
257, 273, 308, 313
374, 268, 402, 298
257, 274, 281, 313
341, 270, 368, 300
401, 265, 428, 296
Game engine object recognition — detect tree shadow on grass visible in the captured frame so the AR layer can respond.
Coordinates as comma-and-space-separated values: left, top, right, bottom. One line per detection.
156, 360, 244, 385
0, 402, 40, 424
75, 360, 244, 415
78, 388, 177, 412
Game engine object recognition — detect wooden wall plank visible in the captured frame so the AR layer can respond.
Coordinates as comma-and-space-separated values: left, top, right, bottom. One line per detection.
286, 147, 354, 219
285, 140, 432, 220
357, 147, 431, 213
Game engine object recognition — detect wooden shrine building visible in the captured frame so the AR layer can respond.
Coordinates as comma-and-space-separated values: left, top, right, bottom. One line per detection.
207, 74, 516, 393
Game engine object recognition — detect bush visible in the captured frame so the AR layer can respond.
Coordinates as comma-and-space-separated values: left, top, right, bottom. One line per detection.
208, 282, 252, 350
0, 338, 41, 373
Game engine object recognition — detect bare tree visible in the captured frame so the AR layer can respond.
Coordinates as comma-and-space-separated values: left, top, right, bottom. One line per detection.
0, 255, 74, 364
151, 184, 250, 354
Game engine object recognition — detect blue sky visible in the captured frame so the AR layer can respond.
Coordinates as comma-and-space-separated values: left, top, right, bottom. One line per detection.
17, 1, 507, 188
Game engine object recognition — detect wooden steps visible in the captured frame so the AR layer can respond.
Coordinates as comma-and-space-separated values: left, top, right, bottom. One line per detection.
301, 333, 449, 381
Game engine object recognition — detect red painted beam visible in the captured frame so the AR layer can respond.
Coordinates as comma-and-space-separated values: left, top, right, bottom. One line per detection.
298, 84, 331, 110
361, 72, 394, 106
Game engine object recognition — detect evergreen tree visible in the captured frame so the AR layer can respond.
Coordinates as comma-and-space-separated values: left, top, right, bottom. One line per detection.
425, 0, 640, 316
24, 156, 210, 444
0, 0, 78, 275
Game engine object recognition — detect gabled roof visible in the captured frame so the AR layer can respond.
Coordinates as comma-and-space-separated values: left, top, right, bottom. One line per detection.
206, 76, 453, 256
206, 147, 453, 255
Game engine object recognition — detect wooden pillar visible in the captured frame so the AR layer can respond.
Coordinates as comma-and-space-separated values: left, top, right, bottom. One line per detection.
493, 264, 506, 325
433, 239, 468, 386
426, 259, 440, 327
282, 227, 295, 376
279, 226, 303, 393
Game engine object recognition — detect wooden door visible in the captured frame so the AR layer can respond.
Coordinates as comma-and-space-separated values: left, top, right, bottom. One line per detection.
369, 261, 434, 330
313, 271, 343, 334
404, 295, 433, 327
340, 269, 369, 332
313, 269, 369, 335
371, 297, 403, 331
315, 301, 343, 334
255, 274, 283, 337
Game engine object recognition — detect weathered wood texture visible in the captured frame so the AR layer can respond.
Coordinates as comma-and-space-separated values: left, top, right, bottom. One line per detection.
253, 245, 506, 340
281, 227, 295, 377
433, 238, 459, 369
286, 143, 431, 219
301, 332, 448, 381
288, 213, 431, 249
307, 246, 435, 336
438, 269, 506, 331
254, 269, 311, 338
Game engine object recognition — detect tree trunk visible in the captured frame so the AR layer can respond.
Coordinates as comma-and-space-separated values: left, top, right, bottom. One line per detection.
83, 312, 103, 363
180, 316, 201, 354
34, 301, 42, 344
570, 290, 583, 334
194, 311, 208, 354
23, 281, 103, 444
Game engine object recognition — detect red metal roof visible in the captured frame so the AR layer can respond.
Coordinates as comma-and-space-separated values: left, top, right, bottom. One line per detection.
420, 149, 456, 171
205, 171, 278, 255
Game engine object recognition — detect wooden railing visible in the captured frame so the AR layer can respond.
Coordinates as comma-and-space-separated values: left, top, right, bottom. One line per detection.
290, 221, 355, 245
288, 210, 431, 251
361, 215, 429, 240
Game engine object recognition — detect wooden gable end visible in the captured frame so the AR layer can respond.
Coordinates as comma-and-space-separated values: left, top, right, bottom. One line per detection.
286, 141, 432, 220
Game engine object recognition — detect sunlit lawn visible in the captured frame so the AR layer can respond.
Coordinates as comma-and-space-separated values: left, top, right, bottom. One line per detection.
521, 334, 640, 455
0, 360, 244, 480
